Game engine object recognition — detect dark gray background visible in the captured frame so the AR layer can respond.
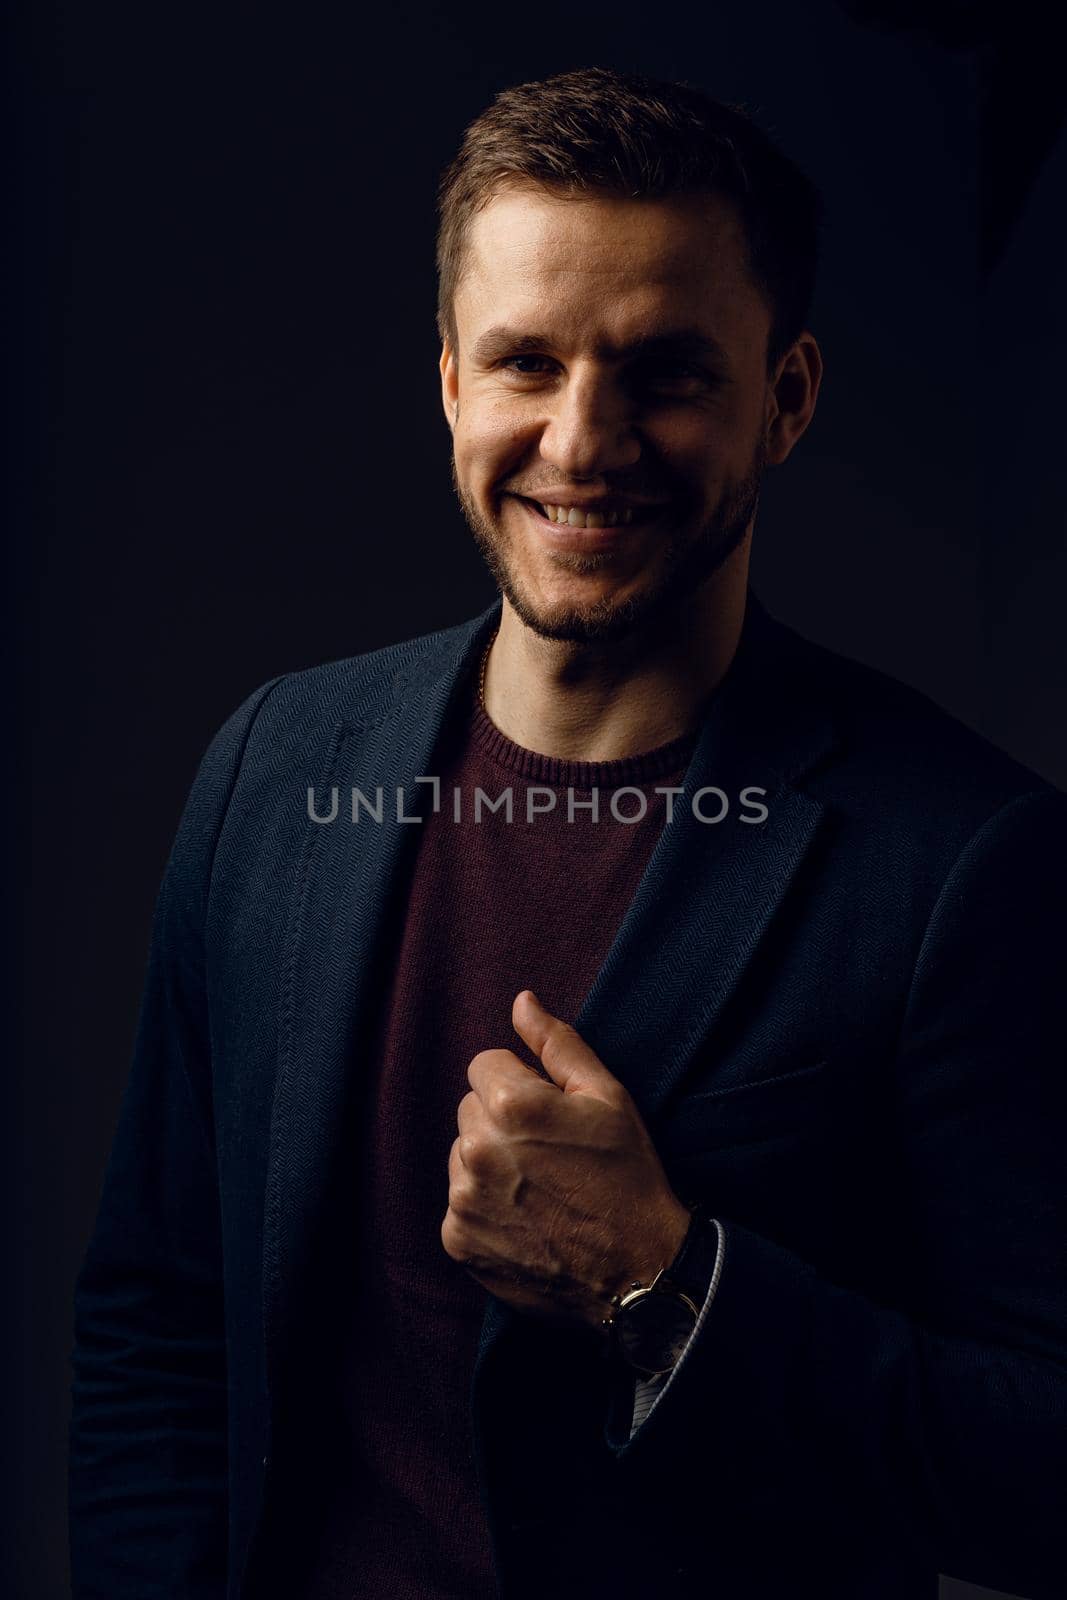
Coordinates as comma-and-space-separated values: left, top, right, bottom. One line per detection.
11, 1, 1064, 1595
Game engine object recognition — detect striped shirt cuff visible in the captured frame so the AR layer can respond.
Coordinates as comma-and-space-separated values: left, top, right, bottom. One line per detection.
630, 1218, 727, 1438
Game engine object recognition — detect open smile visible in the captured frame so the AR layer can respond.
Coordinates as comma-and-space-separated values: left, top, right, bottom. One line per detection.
511, 495, 666, 546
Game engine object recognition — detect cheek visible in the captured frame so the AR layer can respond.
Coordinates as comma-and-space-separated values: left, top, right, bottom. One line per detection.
642, 406, 738, 467
682, 417, 760, 490
649, 437, 727, 501
457, 413, 533, 485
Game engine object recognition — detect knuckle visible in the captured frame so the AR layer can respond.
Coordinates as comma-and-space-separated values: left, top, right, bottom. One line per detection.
490, 1083, 521, 1123
491, 1082, 541, 1128
447, 1179, 479, 1221
461, 1133, 491, 1176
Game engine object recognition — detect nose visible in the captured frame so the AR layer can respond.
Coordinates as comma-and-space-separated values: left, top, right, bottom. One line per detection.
538, 370, 641, 479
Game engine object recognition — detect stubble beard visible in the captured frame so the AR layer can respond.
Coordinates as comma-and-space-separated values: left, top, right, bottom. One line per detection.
453, 440, 766, 645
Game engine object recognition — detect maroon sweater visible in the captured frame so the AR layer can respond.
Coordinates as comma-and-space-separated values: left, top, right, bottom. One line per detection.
298, 672, 697, 1598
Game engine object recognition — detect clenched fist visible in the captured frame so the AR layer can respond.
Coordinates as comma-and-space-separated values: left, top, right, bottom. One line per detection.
442, 989, 691, 1332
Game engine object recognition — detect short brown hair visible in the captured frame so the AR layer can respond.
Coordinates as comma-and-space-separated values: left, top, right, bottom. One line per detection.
436, 66, 823, 371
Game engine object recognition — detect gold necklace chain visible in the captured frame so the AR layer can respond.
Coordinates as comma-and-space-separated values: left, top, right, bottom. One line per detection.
478, 628, 499, 709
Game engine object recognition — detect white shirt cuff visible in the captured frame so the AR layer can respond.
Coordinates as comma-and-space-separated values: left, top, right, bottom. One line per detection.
629, 1218, 726, 1438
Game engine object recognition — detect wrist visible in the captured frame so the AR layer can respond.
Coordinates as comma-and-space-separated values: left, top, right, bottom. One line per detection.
601, 1207, 722, 1376
628, 1194, 692, 1293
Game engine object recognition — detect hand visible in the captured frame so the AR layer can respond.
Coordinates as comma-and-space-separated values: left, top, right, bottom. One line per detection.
442, 989, 691, 1333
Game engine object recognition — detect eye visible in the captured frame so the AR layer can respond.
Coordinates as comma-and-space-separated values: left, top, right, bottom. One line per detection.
634, 360, 711, 391
501, 355, 554, 376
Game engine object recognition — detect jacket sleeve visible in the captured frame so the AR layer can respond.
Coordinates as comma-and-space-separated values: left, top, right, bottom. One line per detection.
606, 786, 1067, 1600
68, 676, 285, 1600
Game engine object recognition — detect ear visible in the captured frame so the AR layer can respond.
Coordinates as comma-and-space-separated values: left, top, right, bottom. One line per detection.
763, 331, 823, 467
439, 339, 459, 433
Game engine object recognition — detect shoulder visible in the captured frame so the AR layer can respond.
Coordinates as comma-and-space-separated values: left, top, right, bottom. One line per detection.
742, 608, 1065, 918
775, 614, 1061, 826
202, 609, 486, 773
168, 610, 489, 892
260, 612, 481, 731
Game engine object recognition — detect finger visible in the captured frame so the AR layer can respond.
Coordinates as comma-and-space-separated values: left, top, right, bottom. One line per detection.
456, 1089, 484, 1137
447, 1134, 465, 1189
511, 989, 625, 1100
467, 1046, 543, 1098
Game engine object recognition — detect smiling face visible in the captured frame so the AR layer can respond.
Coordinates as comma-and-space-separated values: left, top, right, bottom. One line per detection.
441, 184, 790, 644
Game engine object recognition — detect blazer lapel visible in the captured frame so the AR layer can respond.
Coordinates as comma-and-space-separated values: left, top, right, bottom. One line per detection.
263, 599, 502, 1390
476, 592, 839, 1361
573, 592, 836, 1119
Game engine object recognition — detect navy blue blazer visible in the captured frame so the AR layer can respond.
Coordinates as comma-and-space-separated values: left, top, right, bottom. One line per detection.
69, 592, 1067, 1600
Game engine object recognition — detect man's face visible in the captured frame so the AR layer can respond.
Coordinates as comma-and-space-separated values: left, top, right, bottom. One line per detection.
441, 185, 780, 644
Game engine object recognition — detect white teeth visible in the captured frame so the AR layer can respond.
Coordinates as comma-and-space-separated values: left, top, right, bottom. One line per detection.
538, 503, 637, 528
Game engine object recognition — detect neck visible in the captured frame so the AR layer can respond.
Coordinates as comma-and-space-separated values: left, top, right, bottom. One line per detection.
480, 567, 748, 762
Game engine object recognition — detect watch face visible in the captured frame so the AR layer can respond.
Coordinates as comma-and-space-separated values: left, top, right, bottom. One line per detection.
617, 1293, 697, 1374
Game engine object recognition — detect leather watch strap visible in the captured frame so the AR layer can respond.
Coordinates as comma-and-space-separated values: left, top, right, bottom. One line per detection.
660, 1207, 722, 1307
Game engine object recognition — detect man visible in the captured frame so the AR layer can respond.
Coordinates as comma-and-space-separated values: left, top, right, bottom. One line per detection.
69, 67, 1066, 1600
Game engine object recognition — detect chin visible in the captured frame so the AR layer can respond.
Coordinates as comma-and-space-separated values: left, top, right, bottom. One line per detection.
503, 574, 655, 644
459, 478, 741, 645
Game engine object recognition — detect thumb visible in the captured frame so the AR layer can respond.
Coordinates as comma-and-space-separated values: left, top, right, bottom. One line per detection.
511, 989, 622, 1099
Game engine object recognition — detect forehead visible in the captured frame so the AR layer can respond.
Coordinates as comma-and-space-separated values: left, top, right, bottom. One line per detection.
454, 185, 769, 353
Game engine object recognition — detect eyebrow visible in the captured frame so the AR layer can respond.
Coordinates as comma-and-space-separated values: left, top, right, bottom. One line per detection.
468, 326, 732, 367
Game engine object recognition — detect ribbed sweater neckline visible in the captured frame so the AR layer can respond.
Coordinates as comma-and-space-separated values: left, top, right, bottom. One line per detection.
467, 684, 700, 789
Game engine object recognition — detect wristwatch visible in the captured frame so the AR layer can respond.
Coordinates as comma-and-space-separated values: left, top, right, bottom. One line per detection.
603, 1208, 721, 1377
